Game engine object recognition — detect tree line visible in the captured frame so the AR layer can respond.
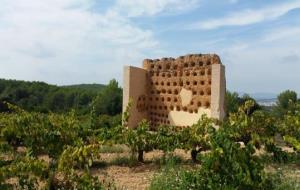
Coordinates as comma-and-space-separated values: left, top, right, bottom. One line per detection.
0, 79, 122, 116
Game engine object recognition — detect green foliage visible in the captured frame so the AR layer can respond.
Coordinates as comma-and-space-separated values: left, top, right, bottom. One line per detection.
179, 115, 214, 162
124, 120, 156, 162
283, 136, 300, 152
279, 102, 300, 152
196, 127, 267, 189
58, 144, 101, 173
151, 125, 269, 190
225, 91, 261, 115
275, 90, 298, 116
92, 79, 122, 116
0, 106, 82, 158
0, 79, 105, 114
150, 100, 299, 189
150, 164, 198, 190
228, 100, 277, 146
0, 155, 48, 189
155, 125, 181, 154
225, 91, 240, 114
277, 90, 298, 109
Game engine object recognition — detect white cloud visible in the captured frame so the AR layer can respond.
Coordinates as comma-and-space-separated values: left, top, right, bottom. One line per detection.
219, 26, 300, 93
262, 27, 300, 42
0, 0, 160, 85
114, 0, 201, 17
190, 0, 300, 30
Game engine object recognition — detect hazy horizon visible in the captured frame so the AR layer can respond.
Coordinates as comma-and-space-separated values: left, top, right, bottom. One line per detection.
1, 0, 300, 94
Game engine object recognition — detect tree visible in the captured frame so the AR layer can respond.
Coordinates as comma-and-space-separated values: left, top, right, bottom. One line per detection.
275, 90, 298, 116
225, 91, 240, 114
92, 79, 122, 116
277, 90, 297, 109
225, 91, 260, 115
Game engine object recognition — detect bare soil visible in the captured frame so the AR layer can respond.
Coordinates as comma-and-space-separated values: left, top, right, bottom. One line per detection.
91, 149, 191, 190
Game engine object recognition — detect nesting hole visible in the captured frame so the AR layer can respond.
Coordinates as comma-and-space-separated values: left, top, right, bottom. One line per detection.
197, 102, 202, 107
207, 69, 211, 75
205, 102, 211, 108
207, 89, 211, 95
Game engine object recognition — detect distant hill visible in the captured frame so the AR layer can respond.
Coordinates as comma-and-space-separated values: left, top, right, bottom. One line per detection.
238, 92, 277, 100
0, 79, 105, 114
237, 92, 278, 107
61, 84, 106, 93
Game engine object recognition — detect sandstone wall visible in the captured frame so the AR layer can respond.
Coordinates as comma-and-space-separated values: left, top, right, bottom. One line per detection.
123, 54, 226, 128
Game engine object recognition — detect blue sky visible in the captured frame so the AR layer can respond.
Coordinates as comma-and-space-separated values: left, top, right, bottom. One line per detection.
0, 0, 300, 94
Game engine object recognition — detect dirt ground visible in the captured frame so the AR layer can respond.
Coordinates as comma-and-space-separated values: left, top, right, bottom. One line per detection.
91, 149, 191, 190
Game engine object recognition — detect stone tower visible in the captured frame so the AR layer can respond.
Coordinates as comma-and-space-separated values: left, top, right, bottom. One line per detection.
123, 54, 226, 128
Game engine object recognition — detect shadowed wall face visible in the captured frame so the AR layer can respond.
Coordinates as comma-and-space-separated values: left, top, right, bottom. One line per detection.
123, 54, 226, 128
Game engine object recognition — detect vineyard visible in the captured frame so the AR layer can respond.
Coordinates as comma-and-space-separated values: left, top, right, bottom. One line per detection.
1, 99, 300, 189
